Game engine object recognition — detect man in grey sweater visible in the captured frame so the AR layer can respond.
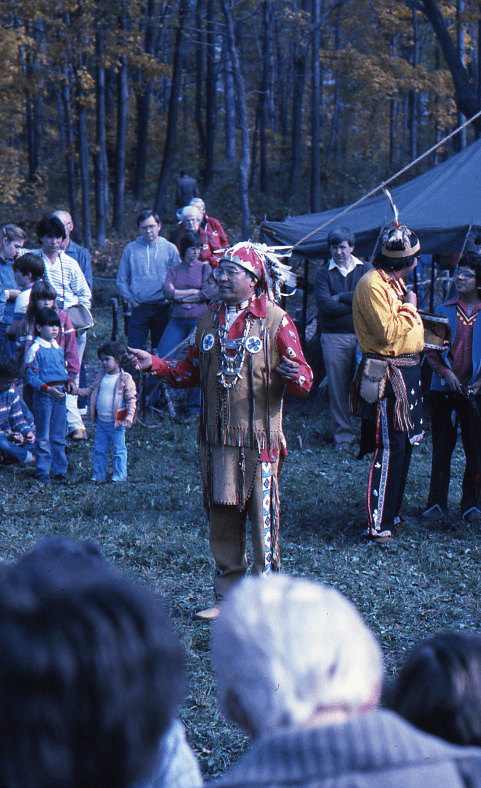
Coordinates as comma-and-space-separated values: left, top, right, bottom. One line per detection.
117, 210, 181, 350
315, 227, 371, 450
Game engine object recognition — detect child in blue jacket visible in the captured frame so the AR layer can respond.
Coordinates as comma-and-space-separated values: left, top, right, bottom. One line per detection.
25, 307, 73, 483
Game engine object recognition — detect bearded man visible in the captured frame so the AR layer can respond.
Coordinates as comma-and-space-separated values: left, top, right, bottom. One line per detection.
129, 243, 312, 619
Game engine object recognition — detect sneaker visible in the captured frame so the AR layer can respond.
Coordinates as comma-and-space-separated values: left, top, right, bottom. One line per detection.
422, 504, 447, 520
361, 528, 392, 543
52, 473, 70, 482
90, 477, 104, 484
464, 509, 481, 525
36, 474, 51, 484
194, 605, 220, 620
69, 429, 88, 441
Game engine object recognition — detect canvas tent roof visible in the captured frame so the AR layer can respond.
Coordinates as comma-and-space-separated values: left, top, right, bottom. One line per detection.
260, 139, 481, 258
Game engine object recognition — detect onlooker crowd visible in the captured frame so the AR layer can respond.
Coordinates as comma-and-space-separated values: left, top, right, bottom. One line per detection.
1, 542, 480, 788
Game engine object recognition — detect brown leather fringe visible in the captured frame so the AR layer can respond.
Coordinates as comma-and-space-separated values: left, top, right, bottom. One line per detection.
248, 353, 255, 445
352, 353, 419, 432
264, 327, 272, 452
203, 425, 282, 452
237, 447, 246, 512
390, 365, 413, 432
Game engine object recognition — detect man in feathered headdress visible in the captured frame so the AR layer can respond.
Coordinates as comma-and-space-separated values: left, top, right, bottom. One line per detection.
351, 207, 424, 542
128, 242, 313, 618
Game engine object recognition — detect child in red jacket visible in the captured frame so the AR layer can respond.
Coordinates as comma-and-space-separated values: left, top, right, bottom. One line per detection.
78, 341, 136, 483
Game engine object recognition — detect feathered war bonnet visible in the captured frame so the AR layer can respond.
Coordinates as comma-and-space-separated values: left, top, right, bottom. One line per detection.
380, 188, 420, 263
218, 242, 296, 302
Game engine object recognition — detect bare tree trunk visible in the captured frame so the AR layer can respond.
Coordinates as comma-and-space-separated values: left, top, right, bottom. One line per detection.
75, 0, 92, 247
287, 52, 306, 199
310, 0, 320, 212
195, 0, 206, 169
223, 48, 236, 165
23, 27, 41, 182
94, 21, 108, 245
77, 98, 92, 247
421, 0, 481, 128
478, 6, 481, 108
132, 0, 155, 200
113, 9, 128, 232
62, 70, 80, 228
221, 0, 250, 239
259, 0, 271, 194
325, 6, 342, 168
204, 0, 217, 188
154, 0, 194, 217
57, 91, 66, 151
249, 96, 261, 189
408, 6, 419, 160
275, 17, 288, 138
457, 0, 467, 149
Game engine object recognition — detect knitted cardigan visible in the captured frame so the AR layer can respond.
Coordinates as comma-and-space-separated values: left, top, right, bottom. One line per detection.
213, 709, 481, 788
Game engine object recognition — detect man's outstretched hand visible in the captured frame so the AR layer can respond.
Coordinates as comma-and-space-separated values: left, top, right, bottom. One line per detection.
126, 348, 153, 371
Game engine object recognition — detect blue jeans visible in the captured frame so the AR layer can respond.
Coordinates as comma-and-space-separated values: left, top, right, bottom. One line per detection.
127, 302, 171, 351
157, 317, 200, 414
0, 323, 15, 358
0, 433, 30, 463
32, 390, 68, 477
92, 420, 127, 481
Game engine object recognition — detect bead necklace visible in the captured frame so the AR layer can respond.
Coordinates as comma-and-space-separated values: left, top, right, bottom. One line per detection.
215, 307, 254, 390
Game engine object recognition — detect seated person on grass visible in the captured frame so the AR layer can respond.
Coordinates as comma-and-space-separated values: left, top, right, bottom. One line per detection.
423, 252, 481, 525
0, 355, 35, 465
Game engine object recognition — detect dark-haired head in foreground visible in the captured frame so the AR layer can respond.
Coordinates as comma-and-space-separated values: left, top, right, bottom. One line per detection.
0, 537, 185, 788
388, 631, 481, 747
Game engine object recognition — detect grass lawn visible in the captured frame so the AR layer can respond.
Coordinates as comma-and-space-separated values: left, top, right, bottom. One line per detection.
2, 277, 481, 780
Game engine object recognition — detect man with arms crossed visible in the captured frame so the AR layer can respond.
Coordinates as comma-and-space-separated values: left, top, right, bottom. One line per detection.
117, 210, 181, 351
315, 227, 371, 450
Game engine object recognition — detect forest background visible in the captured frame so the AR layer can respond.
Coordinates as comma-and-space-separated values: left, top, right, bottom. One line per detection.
1, 0, 481, 245
2, 1, 481, 778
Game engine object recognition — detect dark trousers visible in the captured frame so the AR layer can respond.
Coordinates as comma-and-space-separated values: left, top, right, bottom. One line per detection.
427, 391, 481, 517
127, 302, 171, 351
366, 393, 413, 533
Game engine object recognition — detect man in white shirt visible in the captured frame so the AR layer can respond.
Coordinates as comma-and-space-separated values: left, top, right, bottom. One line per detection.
314, 227, 372, 450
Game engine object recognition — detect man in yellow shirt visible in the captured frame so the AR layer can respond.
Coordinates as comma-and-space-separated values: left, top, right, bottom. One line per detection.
352, 224, 424, 542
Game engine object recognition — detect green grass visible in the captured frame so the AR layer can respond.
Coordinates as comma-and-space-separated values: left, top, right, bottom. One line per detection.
2, 286, 481, 780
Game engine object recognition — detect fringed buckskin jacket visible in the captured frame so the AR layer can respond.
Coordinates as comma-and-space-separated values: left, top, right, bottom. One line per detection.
150, 294, 312, 507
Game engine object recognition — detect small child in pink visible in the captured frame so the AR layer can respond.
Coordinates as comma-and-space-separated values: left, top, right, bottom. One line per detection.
78, 341, 136, 483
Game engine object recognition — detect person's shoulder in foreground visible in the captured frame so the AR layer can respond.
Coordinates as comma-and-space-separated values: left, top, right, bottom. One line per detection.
0, 536, 199, 788
210, 574, 481, 788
